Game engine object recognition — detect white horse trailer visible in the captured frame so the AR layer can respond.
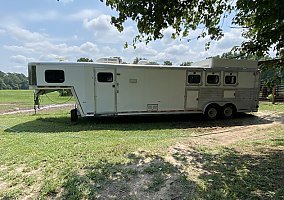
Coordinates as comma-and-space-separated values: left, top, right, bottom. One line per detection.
28, 58, 260, 121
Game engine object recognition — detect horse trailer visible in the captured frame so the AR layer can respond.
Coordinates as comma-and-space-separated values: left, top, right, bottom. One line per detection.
28, 58, 260, 121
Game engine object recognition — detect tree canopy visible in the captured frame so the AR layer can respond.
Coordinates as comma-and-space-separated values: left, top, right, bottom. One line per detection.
0, 71, 28, 90
99, 0, 283, 57
163, 60, 172, 66
180, 61, 192, 66
77, 57, 93, 62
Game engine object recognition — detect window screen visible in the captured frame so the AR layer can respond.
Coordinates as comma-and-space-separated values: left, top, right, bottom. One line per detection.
97, 72, 113, 82
225, 75, 237, 84
188, 75, 201, 84
45, 70, 65, 83
207, 75, 219, 84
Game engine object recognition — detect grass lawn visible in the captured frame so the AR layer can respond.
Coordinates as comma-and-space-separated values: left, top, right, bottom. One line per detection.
0, 90, 283, 199
0, 90, 74, 113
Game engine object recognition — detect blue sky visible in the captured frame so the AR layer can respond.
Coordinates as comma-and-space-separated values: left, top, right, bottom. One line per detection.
0, 0, 247, 75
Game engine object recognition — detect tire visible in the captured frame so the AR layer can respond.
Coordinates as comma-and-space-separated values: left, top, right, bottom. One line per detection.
71, 108, 78, 122
222, 104, 235, 119
205, 105, 220, 120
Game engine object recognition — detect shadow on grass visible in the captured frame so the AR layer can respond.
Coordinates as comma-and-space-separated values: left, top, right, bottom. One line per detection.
37, 142, 284, 199
41, 153, 197, 200
172, 144, 284, 199
4, 112, 274, 133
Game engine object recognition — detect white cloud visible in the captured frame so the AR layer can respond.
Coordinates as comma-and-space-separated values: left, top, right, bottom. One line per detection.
83, 14, 136, 44
21, 10, 59, 22
39, 54, 67, 61
161, 27, 176, 45
79, 42, 99, 54
83, 15, 113, 32
9, 39, 115, 62
215, 29, 242, 50
165, 44, 193, 55
10, 55, 35, 65
4, 45, 35, 54
7, 26, 47, 42
68, 9, 100, 21
123, 43, 158, 58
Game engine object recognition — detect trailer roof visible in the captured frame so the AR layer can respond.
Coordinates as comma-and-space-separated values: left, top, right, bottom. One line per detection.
29, 58, 258, 69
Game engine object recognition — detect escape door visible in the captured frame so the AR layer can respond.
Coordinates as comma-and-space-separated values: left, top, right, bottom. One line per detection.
186, 90, 199, 110
95, 69, 116, 114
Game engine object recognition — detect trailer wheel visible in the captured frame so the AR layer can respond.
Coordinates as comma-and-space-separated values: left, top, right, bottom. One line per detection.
222, 104, 235, 119
205, 105, 220, 120
71, 108, 78, 122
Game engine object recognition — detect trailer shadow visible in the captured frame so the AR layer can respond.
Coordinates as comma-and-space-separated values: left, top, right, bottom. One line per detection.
170, 146, 284, 199
4, 112, 276, 134
43, 152, 198, 199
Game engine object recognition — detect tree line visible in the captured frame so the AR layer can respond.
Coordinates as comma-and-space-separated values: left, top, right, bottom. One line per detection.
0, 71, 29, 90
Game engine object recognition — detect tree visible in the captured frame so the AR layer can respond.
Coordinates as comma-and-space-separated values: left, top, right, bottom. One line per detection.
97, 0, 283, 57
0, 71, 5, 78
259, 60, 284, 104
163, 60, 172, 66
77, 58, 93, 62
0, 71, 29, 90
180, 62, 192, 66
0, 78, 6, 90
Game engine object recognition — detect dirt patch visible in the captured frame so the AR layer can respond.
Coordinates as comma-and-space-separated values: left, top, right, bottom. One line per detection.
57, 152, 196, 200
0, 165, 44, 200
166, 111, 284, 179
0, 180, 8, 190
176, 111, 283, 148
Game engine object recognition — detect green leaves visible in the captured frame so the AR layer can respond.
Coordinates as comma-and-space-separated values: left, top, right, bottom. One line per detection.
234, 0, 284, 57
99, 0, 283, 57
102, 0, 231, 47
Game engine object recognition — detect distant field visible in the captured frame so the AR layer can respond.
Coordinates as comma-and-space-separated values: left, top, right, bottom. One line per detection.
0, 90, 74, 113
0, 90, 283, 199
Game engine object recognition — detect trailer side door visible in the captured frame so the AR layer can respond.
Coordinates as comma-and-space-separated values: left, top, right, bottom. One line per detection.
94, 69, 116, 114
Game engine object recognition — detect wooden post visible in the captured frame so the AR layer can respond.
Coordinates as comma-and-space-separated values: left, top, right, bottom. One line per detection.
272, 86, 276, 104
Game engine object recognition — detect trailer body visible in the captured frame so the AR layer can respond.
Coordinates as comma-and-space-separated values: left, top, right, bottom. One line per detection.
28, 58, 260, 120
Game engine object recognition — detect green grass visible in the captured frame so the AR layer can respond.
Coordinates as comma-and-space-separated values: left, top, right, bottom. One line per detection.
259, 101, 284, 113
0, 90, 74, 113
0, 90, 284, 199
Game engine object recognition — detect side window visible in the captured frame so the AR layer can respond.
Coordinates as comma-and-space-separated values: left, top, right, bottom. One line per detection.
97, 72, 113, 82
188, 75, 201, 84
207, 75, 219, 84
45, 70, 65, 83
225, 75, 237, 84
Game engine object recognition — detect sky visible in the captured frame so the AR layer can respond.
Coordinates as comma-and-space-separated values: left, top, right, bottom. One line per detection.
0, 0, 246, 75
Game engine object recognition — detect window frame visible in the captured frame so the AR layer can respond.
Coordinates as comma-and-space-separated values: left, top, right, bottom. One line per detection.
97, 72, 114, 83
186, 70, 203, 86
45, 70, 65, 83
206, 72, 220, 86
224, 72, 238, 86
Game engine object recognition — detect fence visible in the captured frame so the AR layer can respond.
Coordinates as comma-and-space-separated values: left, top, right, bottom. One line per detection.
259, 83, 284, 102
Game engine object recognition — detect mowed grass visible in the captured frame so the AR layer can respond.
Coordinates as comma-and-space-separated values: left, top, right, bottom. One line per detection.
259, 101, 284, 114
0, 90, 283, 199
0, 90, 74, 113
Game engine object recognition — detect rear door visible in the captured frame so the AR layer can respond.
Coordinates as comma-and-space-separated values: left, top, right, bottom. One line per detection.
94, 69, 116, 114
